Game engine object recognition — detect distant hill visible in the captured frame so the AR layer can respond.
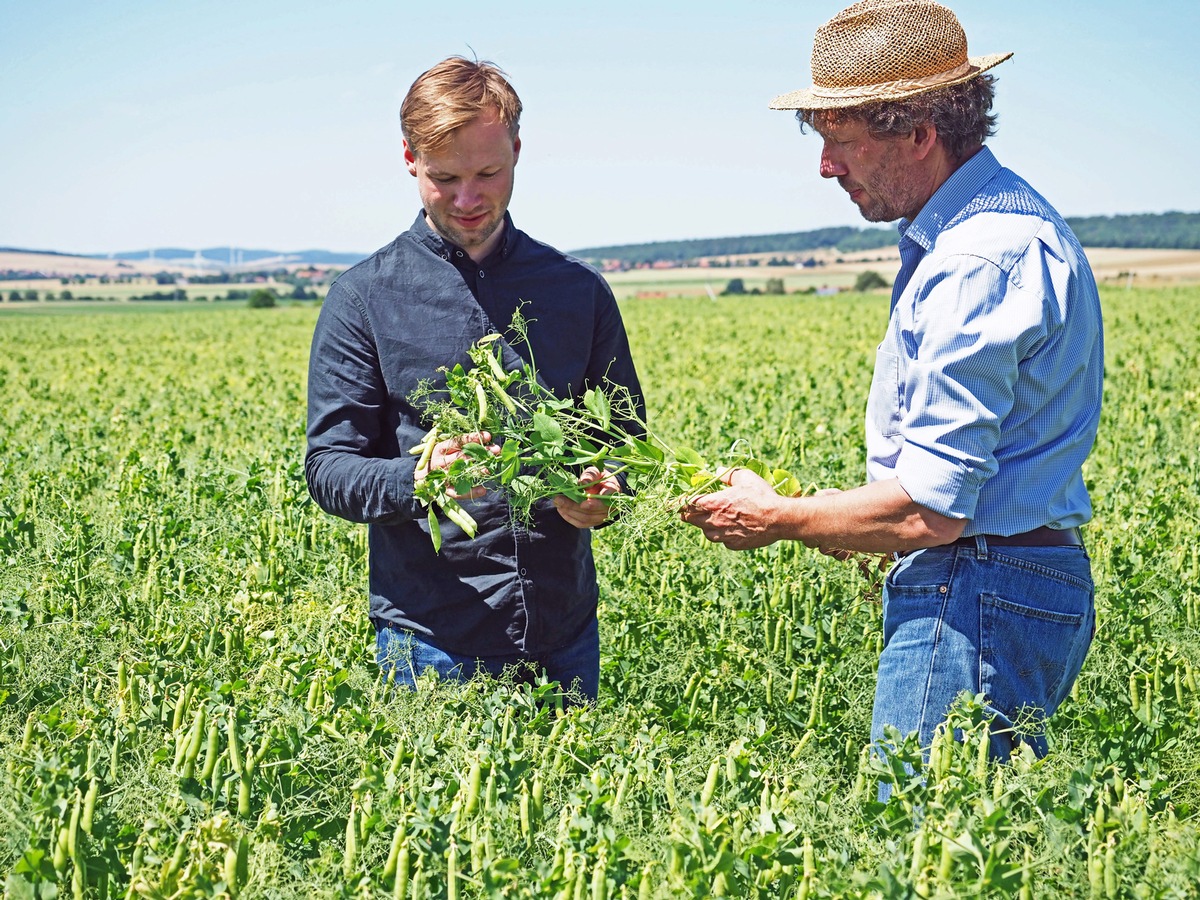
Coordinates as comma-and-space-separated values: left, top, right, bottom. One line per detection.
569, 227, 895, 266
570, 211, 1200, 266
9, 210, 1200, 275
88, 247, 367, 267
1065, 212, 1200, 250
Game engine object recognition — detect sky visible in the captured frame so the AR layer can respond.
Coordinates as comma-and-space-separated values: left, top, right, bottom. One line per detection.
2, 0, 1198, 257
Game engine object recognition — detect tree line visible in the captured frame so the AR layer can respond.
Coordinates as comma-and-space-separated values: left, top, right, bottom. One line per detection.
572, 212, 1200, 266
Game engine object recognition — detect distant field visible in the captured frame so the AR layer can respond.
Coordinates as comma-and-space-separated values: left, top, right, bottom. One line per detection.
4, 246, 1200, 306
0, 279, 310, 305
601, 247, 1200, 299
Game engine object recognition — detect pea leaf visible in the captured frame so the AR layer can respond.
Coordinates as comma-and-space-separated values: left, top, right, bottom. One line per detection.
583, 388, 611, 431
531, 411, 564, 447
627, 436, 664, 463
499, 439, 521, 485
460, 442, 492, 461
771, 471, 803, 497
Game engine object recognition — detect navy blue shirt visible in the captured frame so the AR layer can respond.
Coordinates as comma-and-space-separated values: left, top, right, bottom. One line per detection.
305, 212, 644, 656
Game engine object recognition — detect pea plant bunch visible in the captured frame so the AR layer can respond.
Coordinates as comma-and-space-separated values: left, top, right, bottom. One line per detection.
409, 323, 802, 551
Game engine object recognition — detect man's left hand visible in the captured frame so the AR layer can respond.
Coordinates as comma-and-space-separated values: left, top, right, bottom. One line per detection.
680, 467, 783, 550
554, 467, 620, 529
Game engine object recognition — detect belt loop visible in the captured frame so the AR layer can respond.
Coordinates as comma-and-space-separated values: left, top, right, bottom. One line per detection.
974, 535, 988, 559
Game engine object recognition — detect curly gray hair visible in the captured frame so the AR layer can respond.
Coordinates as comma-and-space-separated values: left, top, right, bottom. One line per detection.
797, 74, 998, 163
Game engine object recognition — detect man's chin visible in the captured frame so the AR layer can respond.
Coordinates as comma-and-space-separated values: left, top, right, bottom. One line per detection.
443, 218, 499, 250
858, 206, 895, 224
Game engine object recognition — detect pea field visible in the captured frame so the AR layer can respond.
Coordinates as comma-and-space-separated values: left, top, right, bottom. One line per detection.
1, 286, 1199, 899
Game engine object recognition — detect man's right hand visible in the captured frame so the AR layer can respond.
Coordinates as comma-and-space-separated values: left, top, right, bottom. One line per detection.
416, 432, 501, 501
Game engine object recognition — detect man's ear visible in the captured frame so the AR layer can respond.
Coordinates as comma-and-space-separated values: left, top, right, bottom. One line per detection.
911, 123, 939, 161
403, 139, 419, 177
512, 133, 521, 166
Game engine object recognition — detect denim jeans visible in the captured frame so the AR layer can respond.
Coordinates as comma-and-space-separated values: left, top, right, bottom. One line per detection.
872, 538, 1094, 765
375, 616, 600, 702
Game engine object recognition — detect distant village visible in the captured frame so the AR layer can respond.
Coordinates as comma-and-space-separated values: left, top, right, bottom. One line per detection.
0, 259, 341, 303
590, 254, 833, 273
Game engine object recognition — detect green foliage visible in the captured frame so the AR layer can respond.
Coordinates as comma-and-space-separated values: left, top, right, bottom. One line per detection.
572, 227, 872, 265
1, 288, 1199, 897
246, 288, 277, 309
1066, 211, 1200, 249
572, 213, 1200, 267
410, 318, 801, 547
853, 270, 890, 292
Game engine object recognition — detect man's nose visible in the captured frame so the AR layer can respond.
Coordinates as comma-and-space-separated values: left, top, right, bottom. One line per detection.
819, 143, 845, 179
454, 180, 482, 209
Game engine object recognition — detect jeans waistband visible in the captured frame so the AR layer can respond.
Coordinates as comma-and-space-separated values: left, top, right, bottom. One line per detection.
952, 526, 1083, 548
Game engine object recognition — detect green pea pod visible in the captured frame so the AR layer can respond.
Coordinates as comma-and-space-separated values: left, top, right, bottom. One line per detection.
427, 508, 442, 554
439, 499, 478, 538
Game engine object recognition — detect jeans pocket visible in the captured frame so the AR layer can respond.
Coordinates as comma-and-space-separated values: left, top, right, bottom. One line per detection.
980, 579, 1094, 725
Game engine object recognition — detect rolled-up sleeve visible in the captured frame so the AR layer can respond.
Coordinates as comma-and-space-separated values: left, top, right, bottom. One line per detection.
304, 283, 419, 525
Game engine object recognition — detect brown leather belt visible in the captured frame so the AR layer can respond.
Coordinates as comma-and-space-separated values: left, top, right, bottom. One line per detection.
953, 526, 1082, 548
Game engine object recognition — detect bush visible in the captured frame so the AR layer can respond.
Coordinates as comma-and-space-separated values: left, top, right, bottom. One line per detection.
854, 270, 890, 292
247, 288, 277, 308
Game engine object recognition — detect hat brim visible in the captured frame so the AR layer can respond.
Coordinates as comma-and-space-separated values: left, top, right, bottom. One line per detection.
769, 52, 1012, 111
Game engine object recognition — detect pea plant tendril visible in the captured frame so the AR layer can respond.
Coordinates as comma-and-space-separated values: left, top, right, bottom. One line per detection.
408, 314, 803, 552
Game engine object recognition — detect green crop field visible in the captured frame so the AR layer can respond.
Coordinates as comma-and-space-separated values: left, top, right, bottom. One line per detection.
1, 287, 1198, 898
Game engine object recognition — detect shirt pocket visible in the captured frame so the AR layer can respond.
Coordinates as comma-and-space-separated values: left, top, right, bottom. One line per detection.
867, 347, 903, 438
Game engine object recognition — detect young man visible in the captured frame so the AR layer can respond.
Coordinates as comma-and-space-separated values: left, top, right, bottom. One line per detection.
306, 57, 643, 701
682, 0, 1103, 768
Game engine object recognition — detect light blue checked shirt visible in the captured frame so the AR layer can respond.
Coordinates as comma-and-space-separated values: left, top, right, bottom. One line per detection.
865, 147, 1103, 536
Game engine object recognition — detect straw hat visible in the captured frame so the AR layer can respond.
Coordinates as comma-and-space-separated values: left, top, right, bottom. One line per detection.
769, 0, 1012, 111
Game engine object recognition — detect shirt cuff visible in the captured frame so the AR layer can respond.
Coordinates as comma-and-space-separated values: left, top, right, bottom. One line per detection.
388, 456, 423, 522
894, 441, 983, 520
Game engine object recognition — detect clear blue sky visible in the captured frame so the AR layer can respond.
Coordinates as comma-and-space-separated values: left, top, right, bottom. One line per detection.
2, 0, 1197, 256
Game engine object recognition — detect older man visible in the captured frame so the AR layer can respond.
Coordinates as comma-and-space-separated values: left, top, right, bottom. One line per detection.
306, 57, 643, 701
682, 0, 1103, 767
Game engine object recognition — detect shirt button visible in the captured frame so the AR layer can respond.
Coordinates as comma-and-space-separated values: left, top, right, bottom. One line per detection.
456, 250, 464, 258
478, 271, 486, 279
519, 568, 527, 576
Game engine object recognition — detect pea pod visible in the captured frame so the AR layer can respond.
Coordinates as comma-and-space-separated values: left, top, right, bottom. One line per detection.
382, 818, 407, 880
81, 778, 99, 835
66, 790, 82, 862
438, 498, 478, 538
462, 757, 482, 818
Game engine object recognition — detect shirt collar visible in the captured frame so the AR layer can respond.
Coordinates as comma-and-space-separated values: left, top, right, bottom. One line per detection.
898, 146, 1002, 251
409, 210, 517, 265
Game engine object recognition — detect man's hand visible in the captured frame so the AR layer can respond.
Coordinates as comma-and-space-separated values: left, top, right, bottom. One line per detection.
553, 466, 620, 529
680, 467, 785, 550
415, 431, 501, 501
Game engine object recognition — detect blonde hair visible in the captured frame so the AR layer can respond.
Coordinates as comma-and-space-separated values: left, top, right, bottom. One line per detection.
400, 56, 522, 157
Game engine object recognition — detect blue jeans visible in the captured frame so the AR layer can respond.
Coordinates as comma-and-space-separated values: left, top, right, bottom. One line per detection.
872, 538, 1094, 765
375, 616, 600, 702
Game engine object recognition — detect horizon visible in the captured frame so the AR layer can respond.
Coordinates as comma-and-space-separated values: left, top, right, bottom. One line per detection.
3, 1, 1199, 256
6, 207, 1200, 263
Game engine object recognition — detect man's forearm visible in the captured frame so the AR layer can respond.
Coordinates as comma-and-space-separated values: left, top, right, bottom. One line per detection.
304, 449, 417, 526
772, 478, 965, 554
